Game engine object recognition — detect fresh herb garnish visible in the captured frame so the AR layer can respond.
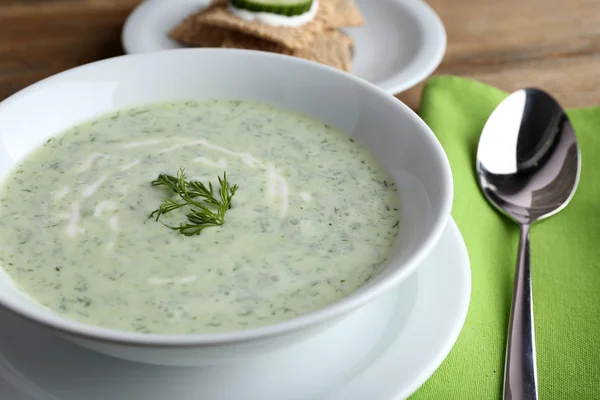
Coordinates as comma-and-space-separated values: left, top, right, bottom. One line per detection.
149, 168, 238, 236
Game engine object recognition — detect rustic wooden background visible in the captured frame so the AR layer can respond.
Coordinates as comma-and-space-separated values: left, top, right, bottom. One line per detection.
1, 0, 599, 109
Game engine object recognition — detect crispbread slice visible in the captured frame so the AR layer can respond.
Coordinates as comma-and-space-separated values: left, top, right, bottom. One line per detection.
294, 29, 354, 72
169, 0, 360, 72
220, 28, 354, 72
195, 1, 335, 50
328, 0, 365, 27
221, 30, 293, 54
170, 17, 230, 47
169, 1, 230, 47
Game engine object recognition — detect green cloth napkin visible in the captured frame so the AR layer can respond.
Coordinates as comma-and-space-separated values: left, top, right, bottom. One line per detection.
410, 76, 600, 399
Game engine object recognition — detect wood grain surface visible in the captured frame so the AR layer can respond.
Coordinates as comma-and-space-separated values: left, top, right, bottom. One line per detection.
1, 0, 600, 110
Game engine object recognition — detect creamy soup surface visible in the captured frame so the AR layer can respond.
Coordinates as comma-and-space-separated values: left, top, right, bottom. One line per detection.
0, 100, 400, 334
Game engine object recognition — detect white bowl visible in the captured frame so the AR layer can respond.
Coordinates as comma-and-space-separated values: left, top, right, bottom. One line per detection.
0, 49, 452, 367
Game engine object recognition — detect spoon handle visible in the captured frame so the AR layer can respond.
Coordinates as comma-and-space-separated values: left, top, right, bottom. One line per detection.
504, 224, 538, 400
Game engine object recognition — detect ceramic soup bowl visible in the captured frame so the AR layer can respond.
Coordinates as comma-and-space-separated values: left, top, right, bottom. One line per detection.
0, 49, 452, 366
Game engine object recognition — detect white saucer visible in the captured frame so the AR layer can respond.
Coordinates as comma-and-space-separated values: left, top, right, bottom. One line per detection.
0, 218, 469, 400
121, 0, 447, 95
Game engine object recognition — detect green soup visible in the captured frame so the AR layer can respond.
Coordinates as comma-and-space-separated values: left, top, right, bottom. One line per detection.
0, 100, 400, 334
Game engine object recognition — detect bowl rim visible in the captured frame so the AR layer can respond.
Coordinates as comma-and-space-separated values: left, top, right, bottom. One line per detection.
0, 48, 453, 347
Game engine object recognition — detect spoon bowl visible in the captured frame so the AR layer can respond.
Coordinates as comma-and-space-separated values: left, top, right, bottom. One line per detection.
476, 88, 581, 400
477, 88, 581, 224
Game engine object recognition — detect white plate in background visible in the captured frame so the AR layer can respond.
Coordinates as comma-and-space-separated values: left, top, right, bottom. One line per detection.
121, 0, 447, 95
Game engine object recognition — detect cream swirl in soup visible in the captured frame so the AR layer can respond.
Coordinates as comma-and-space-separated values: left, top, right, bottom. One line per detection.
0, 100, 400, 334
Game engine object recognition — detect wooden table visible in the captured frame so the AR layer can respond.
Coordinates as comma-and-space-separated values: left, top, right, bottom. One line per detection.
1, 0, 600, 108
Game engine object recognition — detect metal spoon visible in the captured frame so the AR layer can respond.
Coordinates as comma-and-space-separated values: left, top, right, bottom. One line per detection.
476, 88, 581, 400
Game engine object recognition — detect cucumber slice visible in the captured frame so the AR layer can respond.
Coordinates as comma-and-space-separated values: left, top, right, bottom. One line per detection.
230, 0, 314, 16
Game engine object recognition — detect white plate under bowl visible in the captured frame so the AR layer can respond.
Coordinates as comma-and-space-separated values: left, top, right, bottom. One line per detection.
121, 0, 447, 95
0, 218, 470, 400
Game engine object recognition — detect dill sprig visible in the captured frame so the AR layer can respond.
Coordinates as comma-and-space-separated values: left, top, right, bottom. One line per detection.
149, 168, 239, 236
